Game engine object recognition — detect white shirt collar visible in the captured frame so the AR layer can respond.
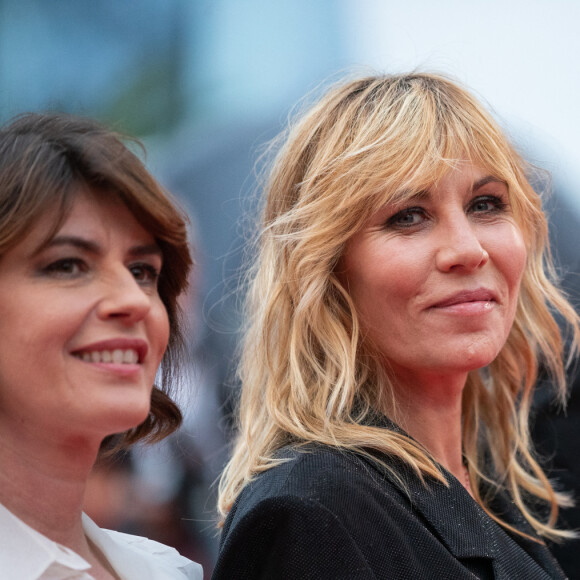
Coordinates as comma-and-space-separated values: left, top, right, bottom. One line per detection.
0, 502, 92, 579
0, 503, 202, 580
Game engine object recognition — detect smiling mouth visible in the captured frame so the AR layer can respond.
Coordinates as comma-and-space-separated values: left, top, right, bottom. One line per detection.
74, 349, 140, 364
431, 289, 496, 309
434, 298, 495, 308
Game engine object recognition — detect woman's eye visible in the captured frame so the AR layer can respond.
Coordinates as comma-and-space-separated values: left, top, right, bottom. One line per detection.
470, 195, 507, 213
129, 263, 160, 286
42, 258, 87, 278
386, 208, 426, 228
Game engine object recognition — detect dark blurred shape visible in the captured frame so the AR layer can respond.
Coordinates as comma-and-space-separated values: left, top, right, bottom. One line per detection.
532, 184, 580, 578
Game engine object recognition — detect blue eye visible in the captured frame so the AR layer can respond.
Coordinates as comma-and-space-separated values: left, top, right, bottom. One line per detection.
386, 207, 426, 228
469, 195, 507, 214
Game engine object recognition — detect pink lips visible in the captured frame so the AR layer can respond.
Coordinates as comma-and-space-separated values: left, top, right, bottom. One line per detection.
430, 288, 496, 309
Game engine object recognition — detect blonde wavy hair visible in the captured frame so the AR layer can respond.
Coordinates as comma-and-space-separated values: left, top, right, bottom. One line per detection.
218, 72, 579, 541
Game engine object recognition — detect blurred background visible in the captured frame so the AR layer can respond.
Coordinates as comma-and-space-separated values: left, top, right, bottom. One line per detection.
2, 0, 580, 574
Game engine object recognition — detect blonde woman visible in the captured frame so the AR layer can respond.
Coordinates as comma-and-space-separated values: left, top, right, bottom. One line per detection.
213, 74, 577, 579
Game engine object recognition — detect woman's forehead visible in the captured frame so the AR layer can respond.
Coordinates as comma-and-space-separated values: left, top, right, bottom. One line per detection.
30, 186, 119, 248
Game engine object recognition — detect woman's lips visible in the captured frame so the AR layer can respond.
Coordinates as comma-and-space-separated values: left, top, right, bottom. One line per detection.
428, 289, 497, 315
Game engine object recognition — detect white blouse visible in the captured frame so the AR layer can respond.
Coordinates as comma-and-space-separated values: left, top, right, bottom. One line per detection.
0, 503, 203, 579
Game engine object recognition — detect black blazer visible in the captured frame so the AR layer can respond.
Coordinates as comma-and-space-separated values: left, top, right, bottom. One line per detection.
212, 445, 566, 579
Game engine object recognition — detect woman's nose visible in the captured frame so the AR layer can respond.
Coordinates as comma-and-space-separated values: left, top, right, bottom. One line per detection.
435, 218, 489, 272
96, 269, 152, 323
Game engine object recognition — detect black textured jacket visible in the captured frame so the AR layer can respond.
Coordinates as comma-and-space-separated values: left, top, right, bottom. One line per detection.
212, 444, 566, 579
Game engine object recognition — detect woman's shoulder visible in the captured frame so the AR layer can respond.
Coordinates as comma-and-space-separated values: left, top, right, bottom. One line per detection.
227, 443, 406, 528
214, 444, 449, 579
271, 441, 404, 484
255, 443, 382, 482
83, 514, 203, 580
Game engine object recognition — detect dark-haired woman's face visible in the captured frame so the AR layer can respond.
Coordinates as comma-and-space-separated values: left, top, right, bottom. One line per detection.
0, 190, 169, 443
339, 162, 526, 388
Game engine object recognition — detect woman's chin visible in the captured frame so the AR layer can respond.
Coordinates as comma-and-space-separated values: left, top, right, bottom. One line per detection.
441, 337, 504, 373
80, 399, 152, 441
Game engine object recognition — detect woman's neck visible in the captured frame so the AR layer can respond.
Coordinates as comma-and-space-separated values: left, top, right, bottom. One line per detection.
0, 427, 131, 579
0, 420, 100, 551
383, 368, 469, 488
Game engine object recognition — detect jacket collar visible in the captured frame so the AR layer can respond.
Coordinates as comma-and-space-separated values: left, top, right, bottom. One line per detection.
358, 412, 563, 577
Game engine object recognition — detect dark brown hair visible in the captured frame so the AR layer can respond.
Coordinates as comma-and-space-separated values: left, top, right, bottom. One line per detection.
0, 112, 193, 448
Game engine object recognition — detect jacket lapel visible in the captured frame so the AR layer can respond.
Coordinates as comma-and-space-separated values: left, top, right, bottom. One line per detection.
358, 413, 564, 578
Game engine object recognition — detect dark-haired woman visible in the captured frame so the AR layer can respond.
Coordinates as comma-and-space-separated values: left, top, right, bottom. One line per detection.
0, 113, 202, 579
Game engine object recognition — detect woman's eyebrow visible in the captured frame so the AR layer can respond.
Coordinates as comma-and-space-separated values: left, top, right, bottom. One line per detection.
34, 235, 100, 256
389, 188, 430, 207
32, 236, 162, 259
388, 177, 506, 207
472, 175, 507, 191
127, 243, 163, 259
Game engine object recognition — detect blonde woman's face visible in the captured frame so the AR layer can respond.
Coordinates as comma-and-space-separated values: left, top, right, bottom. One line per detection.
339, 161, 526, 387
